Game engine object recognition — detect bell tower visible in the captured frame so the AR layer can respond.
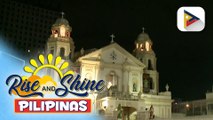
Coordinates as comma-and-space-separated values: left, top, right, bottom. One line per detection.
46, 12, 75, 60
133, 28, 159, 94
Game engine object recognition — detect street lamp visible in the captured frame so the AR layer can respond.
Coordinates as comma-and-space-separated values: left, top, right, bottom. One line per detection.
186, 104, 189, 108
186, 103, 190, 116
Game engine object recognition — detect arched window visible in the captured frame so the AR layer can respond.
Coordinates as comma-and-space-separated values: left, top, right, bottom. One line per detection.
50, 49, 54, 54
52, 30, 54, 34
140, 44, 144, 51
66, 31, 70, 37
60, 47, 65, 57
143, 73, 154, 93
50, 47, 54, 54
145, 42, 150, 51
53, 30, 58, 37
106, 71, 117, 89
136, 43, 139, 49
149, 77, 154, 90
148, 59, 153, 70
133, 82, 137, 92
60, 26, 66, 37
143, 78, 150, 93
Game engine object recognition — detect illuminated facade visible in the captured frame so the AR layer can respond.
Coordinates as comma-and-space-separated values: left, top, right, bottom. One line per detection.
46, 16, 172, 120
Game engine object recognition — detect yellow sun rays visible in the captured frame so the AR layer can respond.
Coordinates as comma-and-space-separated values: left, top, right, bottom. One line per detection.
24, 54, 74, 79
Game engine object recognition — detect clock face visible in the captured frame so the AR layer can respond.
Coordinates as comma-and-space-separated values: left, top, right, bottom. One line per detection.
110, 51, 117, 60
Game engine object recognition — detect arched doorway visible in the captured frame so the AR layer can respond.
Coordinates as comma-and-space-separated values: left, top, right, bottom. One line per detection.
60, 47, 65, 58
98, 109, 105, 116
148, 59, 153, 70
122, 107, 137, 120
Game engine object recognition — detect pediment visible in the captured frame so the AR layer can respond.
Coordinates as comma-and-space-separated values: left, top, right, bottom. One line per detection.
78, 43, 145, 67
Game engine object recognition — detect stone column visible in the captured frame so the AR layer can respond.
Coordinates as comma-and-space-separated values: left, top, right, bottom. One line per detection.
118, 74, 122, 92
98, 64, 104, 81
56, 46, 60, 56
140, 72, 143, 93
123, 69, 129, 93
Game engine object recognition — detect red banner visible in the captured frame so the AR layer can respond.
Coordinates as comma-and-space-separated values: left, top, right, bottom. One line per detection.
15, 99, 91, 113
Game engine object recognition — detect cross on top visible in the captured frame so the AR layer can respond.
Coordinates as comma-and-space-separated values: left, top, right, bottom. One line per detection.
110, 34, 115, 43
142, 27, 145, 33
61, 12, 65, 18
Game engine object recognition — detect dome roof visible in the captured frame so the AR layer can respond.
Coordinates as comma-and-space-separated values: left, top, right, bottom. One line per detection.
54, 18, 70, 26
136, 32, 152, 43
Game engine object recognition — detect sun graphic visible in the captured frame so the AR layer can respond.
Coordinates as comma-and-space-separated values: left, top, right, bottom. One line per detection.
24, 54, 74, 79
9, 54, 74, 97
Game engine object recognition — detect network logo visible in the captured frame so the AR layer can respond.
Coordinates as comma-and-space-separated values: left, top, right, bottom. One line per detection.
177, 7, 205, 32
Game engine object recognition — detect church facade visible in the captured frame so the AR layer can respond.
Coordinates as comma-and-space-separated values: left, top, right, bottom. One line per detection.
45, 16, 172, 120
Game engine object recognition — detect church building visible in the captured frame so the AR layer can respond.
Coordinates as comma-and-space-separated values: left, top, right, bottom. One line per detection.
45, 15, 172, 120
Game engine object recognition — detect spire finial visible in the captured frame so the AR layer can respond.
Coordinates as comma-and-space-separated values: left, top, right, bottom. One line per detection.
110, 34, 115, 43
166, 84, 169, 91
142, 27, 145, 33
61, 12, 65, 18
80, 48, 85, 55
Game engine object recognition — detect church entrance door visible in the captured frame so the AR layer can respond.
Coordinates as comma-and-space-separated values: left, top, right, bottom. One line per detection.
122, 107, 137, 120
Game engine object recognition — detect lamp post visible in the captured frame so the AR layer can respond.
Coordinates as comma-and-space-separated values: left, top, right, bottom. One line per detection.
186, 103, 190, 116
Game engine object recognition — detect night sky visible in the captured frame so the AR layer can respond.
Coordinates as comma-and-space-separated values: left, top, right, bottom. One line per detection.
13, 0, 213, 101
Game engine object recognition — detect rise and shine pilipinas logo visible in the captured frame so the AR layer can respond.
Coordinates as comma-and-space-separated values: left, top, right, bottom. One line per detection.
6, 54, 105, 113
177, 7, 205, 32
